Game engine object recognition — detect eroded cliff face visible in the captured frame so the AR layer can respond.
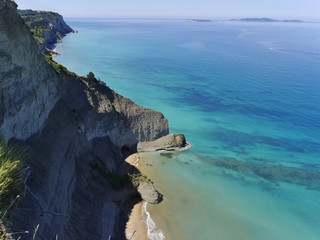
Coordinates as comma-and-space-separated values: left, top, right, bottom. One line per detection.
18, 9, 74, 54
0, 1, 168, 239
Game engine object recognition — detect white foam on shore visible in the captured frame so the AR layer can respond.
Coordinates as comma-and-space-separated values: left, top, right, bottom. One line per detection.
142, 202, 165, 240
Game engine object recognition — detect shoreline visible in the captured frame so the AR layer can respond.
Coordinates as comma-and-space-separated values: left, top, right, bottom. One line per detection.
125, 153, 166, 240
125, 201, 148, 240
125, 154, 149, 240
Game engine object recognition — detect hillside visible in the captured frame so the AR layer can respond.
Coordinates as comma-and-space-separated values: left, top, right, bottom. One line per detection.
18, 9, 74, 55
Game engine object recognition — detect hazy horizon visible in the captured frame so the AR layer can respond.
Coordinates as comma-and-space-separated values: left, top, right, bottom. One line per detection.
14, 0, 320, 20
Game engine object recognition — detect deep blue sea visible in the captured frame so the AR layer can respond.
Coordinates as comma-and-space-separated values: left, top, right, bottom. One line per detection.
55, 18, 320, 240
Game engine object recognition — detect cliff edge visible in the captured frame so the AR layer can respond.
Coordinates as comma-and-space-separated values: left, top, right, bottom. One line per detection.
0, 1, 168, 239
18, 9, 74, 54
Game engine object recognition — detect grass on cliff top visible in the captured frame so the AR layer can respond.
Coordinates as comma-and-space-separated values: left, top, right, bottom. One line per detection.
44, 55, 79, 78
0, 139, 24, 226
18, 9, 60, 20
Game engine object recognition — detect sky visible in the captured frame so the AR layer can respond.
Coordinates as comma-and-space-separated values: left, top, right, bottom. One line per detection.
15, 0, 320, 19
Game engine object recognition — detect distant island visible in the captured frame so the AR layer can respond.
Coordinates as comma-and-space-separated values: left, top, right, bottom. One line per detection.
230, 18, 303, 23
187, 19, 216, 22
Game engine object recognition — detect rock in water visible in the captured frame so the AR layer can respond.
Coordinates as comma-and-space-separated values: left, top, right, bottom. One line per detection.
138, 133, 191, 152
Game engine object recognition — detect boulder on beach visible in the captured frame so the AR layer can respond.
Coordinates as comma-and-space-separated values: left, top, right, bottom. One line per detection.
136, 181, 163, 204
137, 133, 191, 152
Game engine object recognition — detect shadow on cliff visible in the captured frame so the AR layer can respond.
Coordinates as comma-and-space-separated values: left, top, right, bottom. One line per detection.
1, 1, 168, 239
10, 133, 144, 240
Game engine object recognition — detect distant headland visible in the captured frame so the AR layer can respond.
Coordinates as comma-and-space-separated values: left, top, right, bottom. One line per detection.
230, 18, 303, 23
18, 9, 74, 55
187, 19, 217, 22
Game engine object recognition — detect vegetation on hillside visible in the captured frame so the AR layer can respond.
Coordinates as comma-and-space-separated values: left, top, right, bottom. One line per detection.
0, 139, 25, 239
43, 55, 79, 77
90, 161, 130, 190
128, 173, 154, 184
18, 9, 73, 55
18, 9, 60, 21
29, 28, 46, 44
90, 160, 154, 190
18, 10, 57, 51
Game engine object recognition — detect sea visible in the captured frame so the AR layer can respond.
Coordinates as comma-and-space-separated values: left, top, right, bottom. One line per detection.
55, 18, 320, 240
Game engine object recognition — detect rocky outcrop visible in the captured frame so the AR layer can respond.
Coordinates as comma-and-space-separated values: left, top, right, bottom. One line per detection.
138, 133, 191, 152
136, 181, 163, 204
0, 1, 168, 239
18, 9, 74, 54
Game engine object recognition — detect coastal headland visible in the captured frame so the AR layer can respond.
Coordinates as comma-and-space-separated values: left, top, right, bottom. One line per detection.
187, 19, 216, 22
230, 17, 303, 23
18, 9, 74, 55
0, 1, 188, 239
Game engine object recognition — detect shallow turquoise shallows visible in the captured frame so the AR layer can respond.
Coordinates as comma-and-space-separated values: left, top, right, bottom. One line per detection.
55, 18, 320, 240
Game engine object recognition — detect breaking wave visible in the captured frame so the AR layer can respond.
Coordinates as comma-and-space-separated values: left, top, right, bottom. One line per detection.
142, 202, 165, 240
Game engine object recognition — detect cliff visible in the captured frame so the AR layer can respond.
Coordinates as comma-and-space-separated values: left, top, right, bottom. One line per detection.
18, 9, 74, 54
0, 1, 169, 239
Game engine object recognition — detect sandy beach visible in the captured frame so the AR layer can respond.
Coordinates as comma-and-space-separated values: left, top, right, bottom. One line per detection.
125, 154, 149, 240
125, 202, 148, 240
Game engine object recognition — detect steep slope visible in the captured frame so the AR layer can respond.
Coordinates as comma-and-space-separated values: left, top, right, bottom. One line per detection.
18, 9, 74, 54
0, 1, 168, 239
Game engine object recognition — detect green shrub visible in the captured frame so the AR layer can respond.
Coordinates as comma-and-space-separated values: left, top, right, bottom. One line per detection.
90, 162, 129, 190
90, 160, 154, 190
0, 140, 24, 222
128, 173, 153, 184
43, 55, 79, 77
29, 28, 46, 44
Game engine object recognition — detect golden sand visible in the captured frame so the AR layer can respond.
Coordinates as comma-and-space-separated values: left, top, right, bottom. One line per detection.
125, 153, 140, 167
125, 154, 148, 240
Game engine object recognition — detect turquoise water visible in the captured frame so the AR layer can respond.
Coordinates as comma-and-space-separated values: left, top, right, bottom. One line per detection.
55, 19, 320, 239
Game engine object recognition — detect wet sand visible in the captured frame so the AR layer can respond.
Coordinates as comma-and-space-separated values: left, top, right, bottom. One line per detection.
125, 202, 148, 240
125, 154, 148, 240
